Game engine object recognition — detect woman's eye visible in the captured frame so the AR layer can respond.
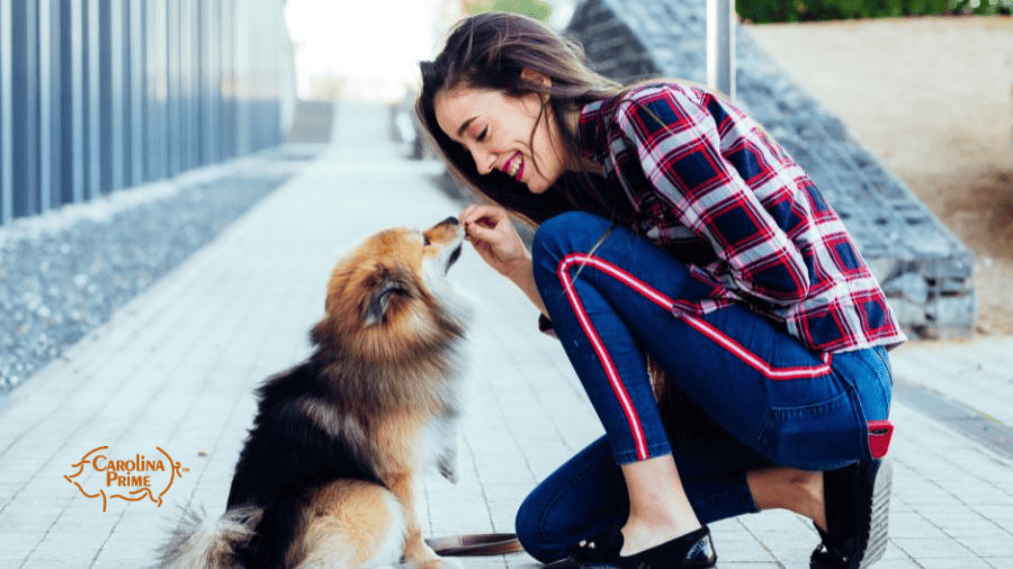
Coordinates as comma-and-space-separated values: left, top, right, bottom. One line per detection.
476, 127, 488, 142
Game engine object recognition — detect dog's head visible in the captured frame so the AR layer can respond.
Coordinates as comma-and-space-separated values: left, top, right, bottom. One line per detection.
313, 216, 469, 361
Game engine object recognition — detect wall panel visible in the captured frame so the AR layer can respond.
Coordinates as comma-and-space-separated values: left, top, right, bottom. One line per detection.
0, 0, 290, 226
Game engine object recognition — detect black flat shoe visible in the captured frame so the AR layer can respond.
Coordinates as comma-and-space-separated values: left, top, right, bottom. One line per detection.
811, 459, 892, 569
544, 526, 717, 569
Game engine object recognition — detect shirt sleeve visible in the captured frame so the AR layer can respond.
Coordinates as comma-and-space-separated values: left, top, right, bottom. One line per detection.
613, 85, 811, 306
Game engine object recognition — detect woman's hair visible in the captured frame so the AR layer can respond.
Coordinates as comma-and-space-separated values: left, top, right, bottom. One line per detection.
416, 12, 627, 227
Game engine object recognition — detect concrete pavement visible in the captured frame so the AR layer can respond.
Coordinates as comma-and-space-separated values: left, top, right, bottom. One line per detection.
0, 100, 1011, 568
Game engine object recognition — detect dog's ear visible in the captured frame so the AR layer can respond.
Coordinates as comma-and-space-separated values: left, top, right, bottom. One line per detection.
362, 271, 412, 326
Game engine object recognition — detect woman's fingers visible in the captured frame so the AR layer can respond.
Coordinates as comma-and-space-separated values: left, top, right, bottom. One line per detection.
458, 204, 529, 277
461, 205, 508, 246
459, 204, 479, 225
463, 219, 502, 244
460, 204, 506, 230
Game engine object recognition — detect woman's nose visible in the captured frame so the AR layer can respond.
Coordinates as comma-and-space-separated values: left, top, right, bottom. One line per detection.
473, 149, 496, 175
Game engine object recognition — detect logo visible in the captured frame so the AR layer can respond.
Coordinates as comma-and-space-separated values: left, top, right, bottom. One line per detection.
64, 446, 187, 512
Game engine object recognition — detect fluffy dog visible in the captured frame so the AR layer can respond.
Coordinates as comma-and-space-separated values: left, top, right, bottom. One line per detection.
157, 216, 471, 569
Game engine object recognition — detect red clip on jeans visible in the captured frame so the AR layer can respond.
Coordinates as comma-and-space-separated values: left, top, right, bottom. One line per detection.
516, 211, 893, 563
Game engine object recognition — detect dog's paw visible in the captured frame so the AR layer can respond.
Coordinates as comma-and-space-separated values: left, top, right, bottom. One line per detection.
437, 429, 460, 484
437, 458, 458, 484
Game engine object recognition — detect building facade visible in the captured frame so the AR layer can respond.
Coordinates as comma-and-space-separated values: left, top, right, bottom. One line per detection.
0, 0, 295, 226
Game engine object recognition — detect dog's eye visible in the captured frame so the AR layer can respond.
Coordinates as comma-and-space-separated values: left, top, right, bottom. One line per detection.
423, 236, 431, 246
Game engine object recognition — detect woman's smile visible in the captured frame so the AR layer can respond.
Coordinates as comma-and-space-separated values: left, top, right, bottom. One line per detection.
503, 152, 525, 181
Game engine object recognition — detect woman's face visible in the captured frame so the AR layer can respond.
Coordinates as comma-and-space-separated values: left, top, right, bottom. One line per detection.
433, 84, 567, 195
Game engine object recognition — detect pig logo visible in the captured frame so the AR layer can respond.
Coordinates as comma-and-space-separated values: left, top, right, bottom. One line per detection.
65, 446, 186, 512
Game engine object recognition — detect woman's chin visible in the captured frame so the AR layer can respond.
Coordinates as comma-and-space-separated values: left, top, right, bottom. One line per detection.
526, 179, 551, 195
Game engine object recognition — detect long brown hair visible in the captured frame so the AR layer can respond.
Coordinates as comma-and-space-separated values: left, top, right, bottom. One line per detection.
416, 12, 627, 227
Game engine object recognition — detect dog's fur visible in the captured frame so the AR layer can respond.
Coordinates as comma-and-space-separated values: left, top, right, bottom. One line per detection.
157, 217, 471, 569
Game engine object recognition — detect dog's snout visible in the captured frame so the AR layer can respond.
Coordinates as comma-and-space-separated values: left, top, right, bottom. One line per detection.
441, 216, 459, 227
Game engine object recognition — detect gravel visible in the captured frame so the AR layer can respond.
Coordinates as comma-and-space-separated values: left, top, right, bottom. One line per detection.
0, 173, 290, 393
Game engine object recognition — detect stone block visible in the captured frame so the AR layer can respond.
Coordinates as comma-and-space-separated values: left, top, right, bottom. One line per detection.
883, 273, 930, 305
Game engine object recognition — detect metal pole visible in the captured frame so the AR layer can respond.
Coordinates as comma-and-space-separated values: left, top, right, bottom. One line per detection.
71, 0, 84, 203
234, 0, 250, 157
180, 0, 194, 170
40, 0, 52, 213
706, 0, 735, 99
111, 0, 124, 193
1, 0, 12, 224
24, 0, 39, 217
167, 0, 180, 176
88, 0, 100, 199
148, 0, 167, 181
130, 0, 144, 185
45, 0, 62, 212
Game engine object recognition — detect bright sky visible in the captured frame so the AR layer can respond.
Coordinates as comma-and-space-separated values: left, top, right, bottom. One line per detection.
284, 0, 450, 101
284, 0, 574, 101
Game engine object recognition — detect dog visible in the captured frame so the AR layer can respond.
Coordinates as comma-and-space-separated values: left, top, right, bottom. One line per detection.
157, 216, 471, 569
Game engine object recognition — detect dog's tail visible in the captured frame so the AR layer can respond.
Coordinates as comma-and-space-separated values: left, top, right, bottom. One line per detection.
155, 505, 262, 569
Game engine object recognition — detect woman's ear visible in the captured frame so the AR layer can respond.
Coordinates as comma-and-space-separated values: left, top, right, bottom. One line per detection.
520, 68, 552, 88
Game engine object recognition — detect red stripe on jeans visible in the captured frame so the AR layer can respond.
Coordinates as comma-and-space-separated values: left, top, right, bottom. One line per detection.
678, 315, 833, 379
559, 254, 833, 384
558, 255, 650, 461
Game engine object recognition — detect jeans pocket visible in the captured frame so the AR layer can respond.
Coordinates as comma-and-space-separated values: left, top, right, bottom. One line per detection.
757, 391, 864, 470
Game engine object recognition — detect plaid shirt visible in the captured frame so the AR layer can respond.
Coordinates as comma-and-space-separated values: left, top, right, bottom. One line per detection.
577, 82, 906, 353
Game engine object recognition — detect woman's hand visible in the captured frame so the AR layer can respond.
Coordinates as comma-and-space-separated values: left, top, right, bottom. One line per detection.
459, 204, 531, 281
460, 204, 547, 314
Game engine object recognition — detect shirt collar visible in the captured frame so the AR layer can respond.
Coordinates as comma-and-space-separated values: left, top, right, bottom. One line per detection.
577, 99, 610, 164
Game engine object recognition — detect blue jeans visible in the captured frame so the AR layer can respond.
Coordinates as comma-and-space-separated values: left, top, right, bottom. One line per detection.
516, 212, 893, 563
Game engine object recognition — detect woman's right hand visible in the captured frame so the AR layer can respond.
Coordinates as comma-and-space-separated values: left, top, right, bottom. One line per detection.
459, 204, 532, 282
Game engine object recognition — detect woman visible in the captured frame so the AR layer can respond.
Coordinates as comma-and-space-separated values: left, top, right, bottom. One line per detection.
416, 12, 903, 569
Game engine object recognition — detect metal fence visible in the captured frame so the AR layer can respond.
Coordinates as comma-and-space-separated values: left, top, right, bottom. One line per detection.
0, 0, 293, 226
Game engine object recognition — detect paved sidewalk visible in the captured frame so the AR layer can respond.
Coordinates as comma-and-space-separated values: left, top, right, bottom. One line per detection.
0, 101, 1011, 569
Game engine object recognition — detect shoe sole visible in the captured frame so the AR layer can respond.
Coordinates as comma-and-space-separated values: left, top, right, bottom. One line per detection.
811, 459, 893, 569
859, 459, 893, 569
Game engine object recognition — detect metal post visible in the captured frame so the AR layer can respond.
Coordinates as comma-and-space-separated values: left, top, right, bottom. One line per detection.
706, 0, 735, 99
234, 0, 250, 157
71, 0, 84, 203
111, 0, 124, 192
130, 0, 144, 185
40, 0, 51, 213
203, 0, 220, 164
87, 0, 100, 198
24, 0, 40, 217
39, 0, 59, 213
157, 0, 169, 180
1, 0, 12, 224
147, 0, 167, 181
12, 0, 40, 219
167, 0, 180, 176
222, 0, 235, 159
179, 0, 193, 170
145, 0, 156, 181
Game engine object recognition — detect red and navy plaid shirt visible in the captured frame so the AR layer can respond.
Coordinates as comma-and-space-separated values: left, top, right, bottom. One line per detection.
577, 82, 906, 353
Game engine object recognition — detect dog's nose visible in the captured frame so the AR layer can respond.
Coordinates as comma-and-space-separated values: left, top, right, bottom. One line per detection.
441, 216, 459, 227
